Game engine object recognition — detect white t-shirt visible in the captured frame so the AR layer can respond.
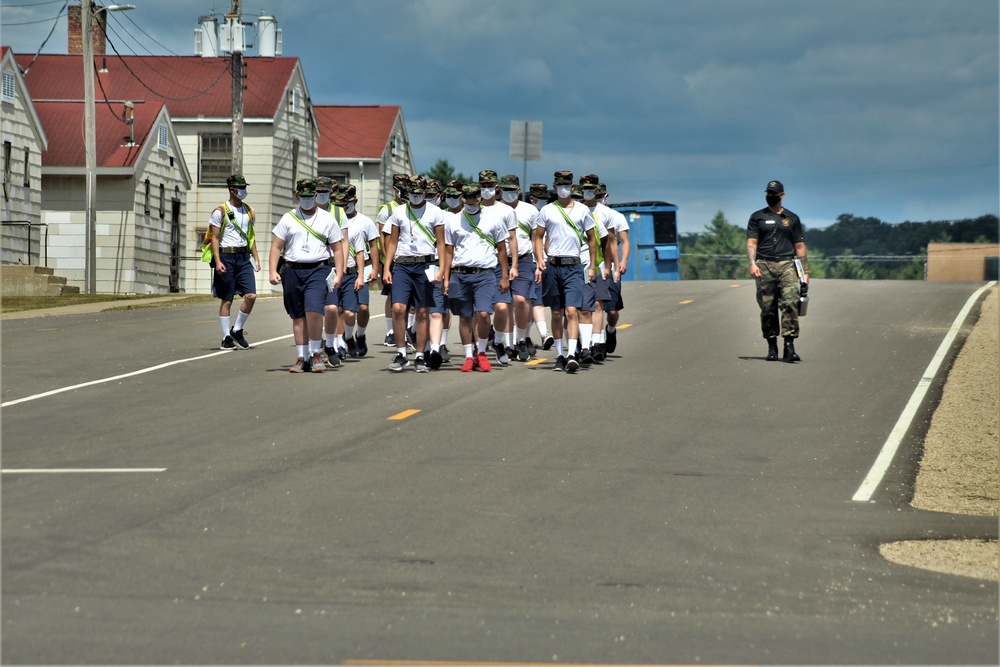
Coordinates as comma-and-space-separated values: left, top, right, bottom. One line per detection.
608, 207, 630, 235
535, 200, 596, 259
479, 202, 517, 257
582, 204, 611, 266
272, 207, 342, 263
508, 200, 538, 258
445, 209, 509, 269
386, 202, 446, 258
209, 202, 253, 248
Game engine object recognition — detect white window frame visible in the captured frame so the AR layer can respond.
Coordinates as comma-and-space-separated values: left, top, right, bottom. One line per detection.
157, 125, 169, 151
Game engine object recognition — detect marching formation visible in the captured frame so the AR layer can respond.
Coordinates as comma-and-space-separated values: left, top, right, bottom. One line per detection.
208, 169, 632, 375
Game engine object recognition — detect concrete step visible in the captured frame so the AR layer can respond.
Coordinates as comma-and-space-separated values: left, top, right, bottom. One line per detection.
1, 265, 74, 296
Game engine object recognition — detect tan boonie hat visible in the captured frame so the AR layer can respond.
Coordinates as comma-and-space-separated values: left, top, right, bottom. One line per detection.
478, 170, 498, 185
462, 184, 482, 200
553, 171, 573, 185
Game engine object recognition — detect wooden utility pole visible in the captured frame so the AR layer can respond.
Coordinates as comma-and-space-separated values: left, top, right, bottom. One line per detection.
82, 0, 97, 293
229, 0, 244, 174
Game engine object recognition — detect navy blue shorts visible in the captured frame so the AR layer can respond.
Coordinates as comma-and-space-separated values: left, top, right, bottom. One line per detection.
492, 264, 512, 306
431, 280, 448, 314
511, 256, 535, 300
391, 262, 435, 309
542, 263, 585, 311
449, 271, 497, 318
357, 277, 371, 306
581, 280, 597, 313
212, 253, 256, 301
337, 272, 362, 312
281, 265, 328, 318
605, 278, 624, 311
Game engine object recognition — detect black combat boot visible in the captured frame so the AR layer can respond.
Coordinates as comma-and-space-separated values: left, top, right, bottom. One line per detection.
783, 337, 801, 362
765, 337, 779, 361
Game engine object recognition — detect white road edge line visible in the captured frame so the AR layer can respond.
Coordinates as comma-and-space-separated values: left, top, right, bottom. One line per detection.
2, 468, 167, 474
1, 334, 293, 408
852, 281, 996, 502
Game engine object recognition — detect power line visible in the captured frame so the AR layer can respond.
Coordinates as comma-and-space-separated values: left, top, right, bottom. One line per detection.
20, 0, 67, 76
2, 7, 66, 26
0, 0, 64, 7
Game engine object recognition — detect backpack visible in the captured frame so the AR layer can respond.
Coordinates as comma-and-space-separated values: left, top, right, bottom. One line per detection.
201, 202, 255, 263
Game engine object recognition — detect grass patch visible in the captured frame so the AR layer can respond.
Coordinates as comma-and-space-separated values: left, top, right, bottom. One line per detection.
1, 293, 214, 313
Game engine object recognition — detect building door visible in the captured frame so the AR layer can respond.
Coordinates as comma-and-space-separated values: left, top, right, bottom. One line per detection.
169, 198, 181, 292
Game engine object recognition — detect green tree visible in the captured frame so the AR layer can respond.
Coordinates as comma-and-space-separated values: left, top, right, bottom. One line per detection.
680, 211, 746, 279
422, 159, 470, 186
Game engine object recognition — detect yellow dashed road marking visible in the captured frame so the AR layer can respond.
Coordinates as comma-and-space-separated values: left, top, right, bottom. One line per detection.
387, 409, 421, 421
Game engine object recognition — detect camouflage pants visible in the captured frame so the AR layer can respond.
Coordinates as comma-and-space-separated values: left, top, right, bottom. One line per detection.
755, 259, 800, 339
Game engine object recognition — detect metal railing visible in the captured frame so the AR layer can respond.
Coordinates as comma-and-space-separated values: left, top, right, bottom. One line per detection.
1, 221, 48, 266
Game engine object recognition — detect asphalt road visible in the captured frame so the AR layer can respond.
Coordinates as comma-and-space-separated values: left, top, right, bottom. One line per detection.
2, 280, 997, 665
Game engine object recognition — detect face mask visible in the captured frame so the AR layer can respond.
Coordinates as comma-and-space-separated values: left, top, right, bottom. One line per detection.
766, 194, 782, 207
298, 197, 316, 210
345, 202, 356, 214
480, 186, 496, 199
408, 193, 425, 207
602, 195, 610, 205
534, 199, 546, 210
316, 192, 331, 206
431, 195, 443, 206
234, 188, 247, 201
463, 203, 481, 215
501, 190, 519, 203
445, 197, 461, 209
583, 189, 596, 200
556, 185, 571, 199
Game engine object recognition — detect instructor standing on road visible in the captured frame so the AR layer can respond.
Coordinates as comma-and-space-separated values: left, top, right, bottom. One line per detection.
747, 180, 808, 362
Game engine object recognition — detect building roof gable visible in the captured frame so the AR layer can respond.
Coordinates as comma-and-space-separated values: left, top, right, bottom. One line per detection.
316, 105, 400, 160
15, 54, 301, 121
1, 47, 49, 150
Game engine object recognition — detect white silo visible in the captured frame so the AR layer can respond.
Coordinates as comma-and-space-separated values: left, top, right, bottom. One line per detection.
195, 14, 219, 58
257, 13, 282, 57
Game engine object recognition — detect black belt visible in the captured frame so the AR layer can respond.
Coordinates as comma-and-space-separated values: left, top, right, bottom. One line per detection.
220, 246, 248, 254
343, 267, 358, 275
518, 253, 534, 260
758, 255, 794, 261
284, 261, 323, 270
323, 258, 336, 266
395, 255, 435, 264
548, 256, 581, 266
452, 266, 493, 274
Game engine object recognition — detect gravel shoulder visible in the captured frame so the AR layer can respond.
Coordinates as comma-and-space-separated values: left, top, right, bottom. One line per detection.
880, 286, 999, 581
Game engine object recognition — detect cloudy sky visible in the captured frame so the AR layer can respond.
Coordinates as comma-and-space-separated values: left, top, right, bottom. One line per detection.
2, 0, 997, 234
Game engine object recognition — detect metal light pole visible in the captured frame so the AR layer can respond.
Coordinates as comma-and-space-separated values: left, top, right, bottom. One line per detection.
82, 2, 134, 294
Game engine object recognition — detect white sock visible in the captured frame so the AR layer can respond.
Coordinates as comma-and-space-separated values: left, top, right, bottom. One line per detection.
477, 338, 488, 354
234, 310, 249, 332
568, 338, 579, 357
309, 339, 323, 355
297, 344, 308, 359
356, 325, 366, 337
407, 313, 415, 329
344, 323, 356, 340
514, 327, 526, 342
441, 330, 449, 345
463, 344, 474, 358
579, 324, 593, 350
325, 333, 336, 348
220, 316, 231, 339
534, 320, 548, 338
335, 334, 345, 349
555, 339, 564, 356
503, 331, 512, 346
397, 347, 407, 358
592, 331, 602, 347
385, 317, 393, 331
431, 343, 440, 352
494, 330, 504, 345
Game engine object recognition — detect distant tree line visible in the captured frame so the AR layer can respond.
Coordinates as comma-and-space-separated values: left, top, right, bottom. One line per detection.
679, 213, 998, 280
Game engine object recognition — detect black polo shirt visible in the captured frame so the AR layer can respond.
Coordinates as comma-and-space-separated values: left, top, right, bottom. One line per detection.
746, 207, 805, 259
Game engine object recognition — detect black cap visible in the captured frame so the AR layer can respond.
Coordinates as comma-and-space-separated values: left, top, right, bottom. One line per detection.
765, 180, 784, 194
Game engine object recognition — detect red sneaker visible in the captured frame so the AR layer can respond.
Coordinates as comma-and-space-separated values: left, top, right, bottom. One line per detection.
460, 356, 476, 372
476, 351, 491, 372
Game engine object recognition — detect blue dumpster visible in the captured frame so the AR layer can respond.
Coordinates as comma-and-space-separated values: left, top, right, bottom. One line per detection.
609, 201, 680, 280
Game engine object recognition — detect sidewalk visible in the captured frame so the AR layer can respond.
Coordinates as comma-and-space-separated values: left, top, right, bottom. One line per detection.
0, 295, 198, 321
